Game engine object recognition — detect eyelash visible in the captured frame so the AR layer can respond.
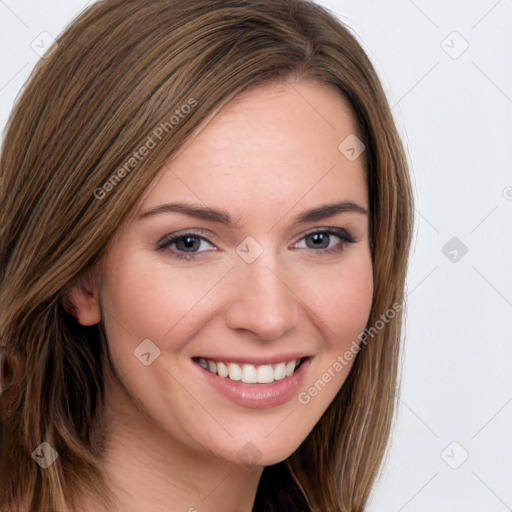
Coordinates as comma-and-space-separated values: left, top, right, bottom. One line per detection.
156, 228, 355, 262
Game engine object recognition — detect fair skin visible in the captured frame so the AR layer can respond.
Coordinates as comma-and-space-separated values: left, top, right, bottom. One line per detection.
69, 80, 373, 512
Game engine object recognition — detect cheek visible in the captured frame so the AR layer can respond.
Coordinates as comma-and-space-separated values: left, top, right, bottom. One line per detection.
301, 252, 374, 349
334, 262, 373, 341
293, 254, 373, 416
100, 252, 230, 352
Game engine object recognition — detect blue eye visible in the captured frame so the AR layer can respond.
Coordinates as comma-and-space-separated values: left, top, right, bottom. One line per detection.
295, 229, 354, 254
157, 228, 354, 261
170, 235, 209, 253
157, 232, 215, 261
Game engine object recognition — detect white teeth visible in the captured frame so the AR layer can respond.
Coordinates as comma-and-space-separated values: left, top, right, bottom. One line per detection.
217, 361, 228, 378
228, 363, 242, 381
241, 364, 258, 383
198, 357, 302, 383
285, 361, 296, 377
273, 362, 286, 381
256, 364, 274, 383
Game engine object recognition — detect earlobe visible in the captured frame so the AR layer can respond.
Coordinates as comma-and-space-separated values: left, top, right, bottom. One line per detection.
62, 273, 101, 326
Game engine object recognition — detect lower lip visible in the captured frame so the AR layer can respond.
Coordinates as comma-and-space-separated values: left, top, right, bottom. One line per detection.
195, 358, 311, 409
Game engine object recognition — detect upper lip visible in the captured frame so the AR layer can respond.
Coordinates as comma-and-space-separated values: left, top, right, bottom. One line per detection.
192, 353, 311, 365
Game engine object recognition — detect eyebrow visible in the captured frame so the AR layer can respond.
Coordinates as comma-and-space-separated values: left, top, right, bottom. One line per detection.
139, 200, 368, 226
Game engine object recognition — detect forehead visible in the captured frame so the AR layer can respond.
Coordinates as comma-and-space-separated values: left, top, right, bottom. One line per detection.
138, 80, 367, 220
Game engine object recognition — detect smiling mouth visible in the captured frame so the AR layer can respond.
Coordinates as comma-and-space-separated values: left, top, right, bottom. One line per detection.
193, 357, 305, 384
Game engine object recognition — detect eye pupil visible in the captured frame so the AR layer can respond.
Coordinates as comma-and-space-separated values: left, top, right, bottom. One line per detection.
307, 233, 329, 249
177, 236, 200, 251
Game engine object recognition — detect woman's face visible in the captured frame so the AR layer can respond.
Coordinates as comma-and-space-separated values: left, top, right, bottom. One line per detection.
95, 80, 373, 466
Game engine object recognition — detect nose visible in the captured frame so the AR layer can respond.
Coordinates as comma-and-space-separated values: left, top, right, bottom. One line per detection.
224, 253, 300, 341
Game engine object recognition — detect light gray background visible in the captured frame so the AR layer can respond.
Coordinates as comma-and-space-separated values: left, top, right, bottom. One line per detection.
1, 1, 511, 510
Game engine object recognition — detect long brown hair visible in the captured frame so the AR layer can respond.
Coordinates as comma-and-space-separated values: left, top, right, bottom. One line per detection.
0, 0, 414, 510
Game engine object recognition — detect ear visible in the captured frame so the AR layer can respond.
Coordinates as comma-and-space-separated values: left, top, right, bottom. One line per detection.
62, 271, 101, 326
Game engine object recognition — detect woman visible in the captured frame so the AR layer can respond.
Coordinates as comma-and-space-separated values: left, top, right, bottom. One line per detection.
0, 0, 414, 510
